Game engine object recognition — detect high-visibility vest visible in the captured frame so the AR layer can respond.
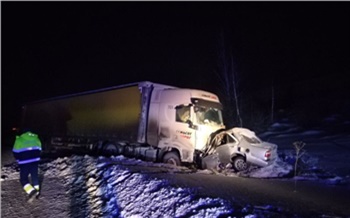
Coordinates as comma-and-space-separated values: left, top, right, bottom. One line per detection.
13, 131, 42, 164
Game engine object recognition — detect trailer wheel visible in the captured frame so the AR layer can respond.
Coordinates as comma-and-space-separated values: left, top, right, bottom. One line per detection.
96, 142, 104, 155
116, 144, 124, 155
232, 156, 248, 171
103, 143, 118, 156
163, 151, 181, 166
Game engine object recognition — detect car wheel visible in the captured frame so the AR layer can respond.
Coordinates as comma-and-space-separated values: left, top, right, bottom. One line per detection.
163, 151, 181, 166
232, 156, 248, 171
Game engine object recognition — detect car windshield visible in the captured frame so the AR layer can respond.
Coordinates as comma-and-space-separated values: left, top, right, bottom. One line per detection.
194, 105, 223, 126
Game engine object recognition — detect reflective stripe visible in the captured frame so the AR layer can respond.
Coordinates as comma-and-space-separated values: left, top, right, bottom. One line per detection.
23, 183, 35, 194
34, 185, 40, 191
17, 157, 40, 164
13, 147, 42, 153
23, 139, 39, 145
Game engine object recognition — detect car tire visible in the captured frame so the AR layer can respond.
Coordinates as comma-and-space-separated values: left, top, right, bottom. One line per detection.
232, 156, 248, 171
163, 151, 181, 166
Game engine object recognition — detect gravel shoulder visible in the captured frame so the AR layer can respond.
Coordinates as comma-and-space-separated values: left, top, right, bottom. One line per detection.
1, 177, 71, 218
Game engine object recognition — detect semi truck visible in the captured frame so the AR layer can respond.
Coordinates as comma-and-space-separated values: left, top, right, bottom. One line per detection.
20, 81, 276, 171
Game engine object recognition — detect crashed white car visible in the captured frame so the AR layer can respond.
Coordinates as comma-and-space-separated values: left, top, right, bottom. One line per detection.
202, 127, 278, 171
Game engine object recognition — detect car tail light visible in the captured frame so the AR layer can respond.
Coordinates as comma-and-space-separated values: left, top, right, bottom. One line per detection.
265, 150, 271, 159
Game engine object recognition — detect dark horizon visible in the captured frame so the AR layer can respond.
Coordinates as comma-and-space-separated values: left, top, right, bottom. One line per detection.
2, 2, 349, 132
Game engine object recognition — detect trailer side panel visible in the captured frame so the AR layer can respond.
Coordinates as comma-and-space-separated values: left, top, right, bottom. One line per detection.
22, 85, 142, 142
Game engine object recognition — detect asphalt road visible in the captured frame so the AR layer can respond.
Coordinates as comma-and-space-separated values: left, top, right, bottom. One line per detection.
123, 164, 350, 217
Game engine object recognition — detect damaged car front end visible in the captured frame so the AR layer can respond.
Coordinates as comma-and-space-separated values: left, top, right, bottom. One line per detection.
201, 127, 278, 171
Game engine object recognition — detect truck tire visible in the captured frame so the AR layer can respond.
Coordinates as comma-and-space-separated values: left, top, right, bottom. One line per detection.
163, 151, 181, 166
124, 145, 135, 157
232, 156, 248, 171
116, 143, 124, 155
103, 143, 118, 156
96, 142, 105, 155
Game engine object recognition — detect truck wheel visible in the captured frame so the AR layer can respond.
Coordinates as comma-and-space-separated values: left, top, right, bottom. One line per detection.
116, 144, 124, 155
124, 145, 134, 157
96, 142, 104, 155
232, 156, 248, 171
163, 152, 181, 166
103, 143, 118, 156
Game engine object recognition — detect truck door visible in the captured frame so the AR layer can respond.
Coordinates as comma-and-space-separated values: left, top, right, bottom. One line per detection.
157, 103, 196, 162
193, 105, 224, 151
173, 104, 196, 147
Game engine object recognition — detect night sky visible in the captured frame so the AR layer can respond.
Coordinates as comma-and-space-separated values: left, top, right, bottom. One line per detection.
2, 2, 350, 132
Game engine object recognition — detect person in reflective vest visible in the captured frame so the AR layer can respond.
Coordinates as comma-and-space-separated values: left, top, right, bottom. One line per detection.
12, 130, 42, 197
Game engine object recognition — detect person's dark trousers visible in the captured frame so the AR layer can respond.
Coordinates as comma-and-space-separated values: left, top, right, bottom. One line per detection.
19, 161, 39, 187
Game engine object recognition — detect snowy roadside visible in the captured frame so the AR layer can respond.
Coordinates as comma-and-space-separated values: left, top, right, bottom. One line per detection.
2, 117, 350, 217
2, 153, 350, 218
2, 155, 234, 217
259, 118, 350, 181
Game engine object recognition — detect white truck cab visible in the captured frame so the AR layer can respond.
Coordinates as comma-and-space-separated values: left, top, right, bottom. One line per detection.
148, 88, 225, 164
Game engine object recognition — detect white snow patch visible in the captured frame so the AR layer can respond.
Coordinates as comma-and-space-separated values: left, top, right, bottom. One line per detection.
1, 155, 234, 217
270, 122, 294, 128
300, 130, 323, 136
248, 158, 293, 178
2, 145, 347, 217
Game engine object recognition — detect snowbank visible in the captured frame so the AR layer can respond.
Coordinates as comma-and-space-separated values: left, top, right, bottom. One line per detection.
246, 158, 293, 178
2, 152, 347, 217
2, 155, 233, 217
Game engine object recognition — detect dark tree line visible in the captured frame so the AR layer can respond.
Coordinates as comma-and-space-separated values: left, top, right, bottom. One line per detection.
216, 30, 349, 132
216, 31, 275, 132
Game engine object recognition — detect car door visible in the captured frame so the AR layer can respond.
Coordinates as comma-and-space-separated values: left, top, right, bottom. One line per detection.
215, 133, 238, 164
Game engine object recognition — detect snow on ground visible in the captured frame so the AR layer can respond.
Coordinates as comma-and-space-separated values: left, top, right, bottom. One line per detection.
2, 117, 349, 217
0, 152, 308, 217
2, 149, 348, 217
2, 155, 235, 217
258, 117, 350, 183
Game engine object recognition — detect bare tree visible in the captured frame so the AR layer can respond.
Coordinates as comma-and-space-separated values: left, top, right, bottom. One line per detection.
293, 141, 306, 192
217, 31, 243, 127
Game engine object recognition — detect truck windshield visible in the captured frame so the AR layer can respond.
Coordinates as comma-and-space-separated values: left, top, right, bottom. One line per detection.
194, 105, 223, 126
